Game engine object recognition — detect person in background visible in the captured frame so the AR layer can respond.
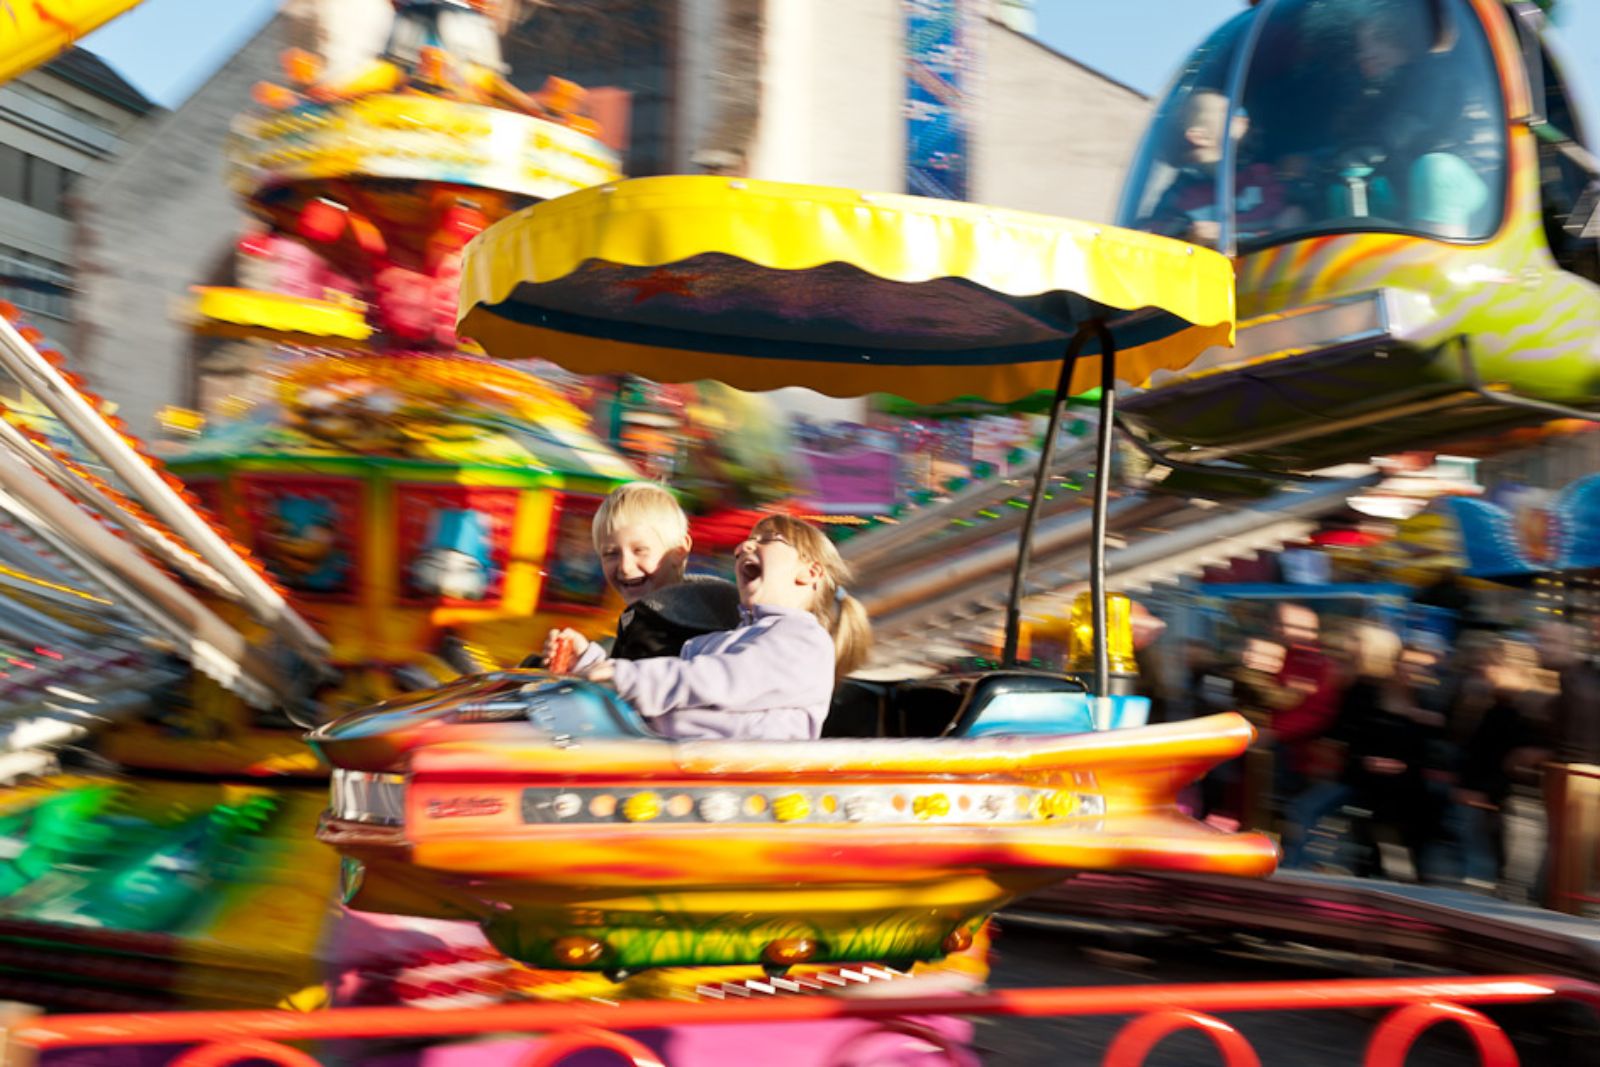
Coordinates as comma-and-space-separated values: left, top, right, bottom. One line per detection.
1537, 621, 1600, 767
1283, 624, 1433, 873
1259, 603, 1342, 805
1150, 89, 1292, 247
1459, 639, 1546, 891
1338, 627, 1434, 879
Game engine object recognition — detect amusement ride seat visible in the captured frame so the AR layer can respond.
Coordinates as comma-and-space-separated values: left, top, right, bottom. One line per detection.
825, 671, 1093, 740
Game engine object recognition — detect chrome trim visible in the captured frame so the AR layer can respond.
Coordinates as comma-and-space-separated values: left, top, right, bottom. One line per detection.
330, 769, 406, 825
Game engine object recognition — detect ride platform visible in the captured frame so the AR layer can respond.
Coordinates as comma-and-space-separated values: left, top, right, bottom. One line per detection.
1021, 869, 1600, 981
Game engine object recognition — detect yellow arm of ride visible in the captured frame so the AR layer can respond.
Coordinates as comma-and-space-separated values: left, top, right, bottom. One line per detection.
0, 0, 149, 86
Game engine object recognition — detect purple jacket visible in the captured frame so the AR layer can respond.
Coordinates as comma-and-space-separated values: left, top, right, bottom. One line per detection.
609, 604, 835, 740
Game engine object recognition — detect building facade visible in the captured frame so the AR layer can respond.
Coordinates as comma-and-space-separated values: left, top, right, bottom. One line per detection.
508, 0, 1148, 220
0, 49, 153, 355
74, 1, 1148, 435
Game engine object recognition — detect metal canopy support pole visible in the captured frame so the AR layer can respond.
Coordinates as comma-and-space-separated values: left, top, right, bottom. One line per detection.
1090, 330, 1118, 709
1001, 323, 1102, 667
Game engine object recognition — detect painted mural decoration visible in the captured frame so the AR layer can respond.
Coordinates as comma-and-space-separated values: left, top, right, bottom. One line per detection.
539, 493, 607, 612
396, 484, 518, 603
1448, 474, 1600, 578
239, 475, 361, 598
904, 0, 979, 200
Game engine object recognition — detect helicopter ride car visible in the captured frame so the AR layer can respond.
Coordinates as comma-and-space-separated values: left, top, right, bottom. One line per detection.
1116, 0, 1600, 470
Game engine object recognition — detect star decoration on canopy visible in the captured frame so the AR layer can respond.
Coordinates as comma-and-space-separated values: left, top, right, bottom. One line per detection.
618, 268, 702, 304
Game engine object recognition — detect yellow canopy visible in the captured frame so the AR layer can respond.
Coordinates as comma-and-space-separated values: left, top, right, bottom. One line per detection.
0, 0, 145, 86
189, 287, 373, 349
458, 176, 1235, 403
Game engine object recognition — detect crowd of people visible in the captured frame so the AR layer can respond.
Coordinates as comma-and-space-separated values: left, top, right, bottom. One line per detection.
1172, 601, 1600, 900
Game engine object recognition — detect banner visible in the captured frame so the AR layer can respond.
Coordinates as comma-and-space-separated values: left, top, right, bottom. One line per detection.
905, 0, 979, 200
799, 447, 901, 515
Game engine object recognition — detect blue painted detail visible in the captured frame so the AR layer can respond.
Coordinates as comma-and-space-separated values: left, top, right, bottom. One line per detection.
1446, 473, 1600, 578
960, 693, 1150, 737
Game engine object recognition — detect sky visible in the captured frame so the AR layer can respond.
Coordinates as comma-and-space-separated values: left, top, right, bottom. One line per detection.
78, 0, 1600, 144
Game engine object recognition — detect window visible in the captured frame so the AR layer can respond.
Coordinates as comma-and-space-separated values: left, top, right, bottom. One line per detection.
0, 145, 24, 202
0, 245, 73, 324
1119, 0, 1508, 250
0, 147, 76, 216
27, 159, 68, 216
1537, 45, 1599, 283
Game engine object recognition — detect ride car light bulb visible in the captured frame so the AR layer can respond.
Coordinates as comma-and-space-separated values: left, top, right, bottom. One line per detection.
943, 927, 974, 954
551, 936, 606, 967
843, 794, 881, 822
698, 792, 740, 823
551, 793, 582, 819
912, 793, 951, 820
763, 938, 818, 966
772, 793, 811, 822
1043, 791, 1078, 819
622, 792, 661, 822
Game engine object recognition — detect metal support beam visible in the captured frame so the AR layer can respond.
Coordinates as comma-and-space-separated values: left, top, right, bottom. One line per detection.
1115, 417, 1338, 484
0, 314, 332, 668
0, 473, 282, 709
1002, 326, 1096, 665
0, 409, 240, 602
1454, 335, 1600, 424
1090, 332, 1117, 703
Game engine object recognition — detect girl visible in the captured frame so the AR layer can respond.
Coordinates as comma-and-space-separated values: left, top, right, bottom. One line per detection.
583, 515, 871, 740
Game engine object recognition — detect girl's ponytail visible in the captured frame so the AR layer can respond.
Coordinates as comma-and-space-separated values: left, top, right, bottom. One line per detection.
831, 590, 872, 679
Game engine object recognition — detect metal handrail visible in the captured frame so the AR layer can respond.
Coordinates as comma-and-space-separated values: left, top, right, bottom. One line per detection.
9, 974, 1597, 1066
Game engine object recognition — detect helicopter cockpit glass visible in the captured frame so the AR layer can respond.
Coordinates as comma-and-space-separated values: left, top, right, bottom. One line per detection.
1116, 13, 1250, 250
1118, 0, 1507, 251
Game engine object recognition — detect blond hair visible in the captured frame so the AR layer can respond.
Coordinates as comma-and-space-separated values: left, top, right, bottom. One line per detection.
750, 514, 872, 679
592, 482, 690, 551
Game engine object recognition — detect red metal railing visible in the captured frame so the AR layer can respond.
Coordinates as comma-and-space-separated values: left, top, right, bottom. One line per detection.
8, 974, 1598, 1066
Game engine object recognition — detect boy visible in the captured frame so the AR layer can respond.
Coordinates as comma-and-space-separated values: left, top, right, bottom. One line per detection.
1150, 89, 1289, 246
539, 482, 739, 670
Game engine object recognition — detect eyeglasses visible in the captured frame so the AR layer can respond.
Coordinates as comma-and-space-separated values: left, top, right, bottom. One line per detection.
733, 533, 791, 555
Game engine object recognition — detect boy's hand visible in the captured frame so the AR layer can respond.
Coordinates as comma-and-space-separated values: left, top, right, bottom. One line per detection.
543, 628, 591, 667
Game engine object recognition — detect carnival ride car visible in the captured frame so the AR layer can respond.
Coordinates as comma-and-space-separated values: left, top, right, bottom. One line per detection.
1116, 0, 1600, 470
312, 175, 1277, 977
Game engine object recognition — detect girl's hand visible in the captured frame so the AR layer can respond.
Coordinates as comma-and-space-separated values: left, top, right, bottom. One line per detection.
543, 628, 590, 662
583, 661, 615, 685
